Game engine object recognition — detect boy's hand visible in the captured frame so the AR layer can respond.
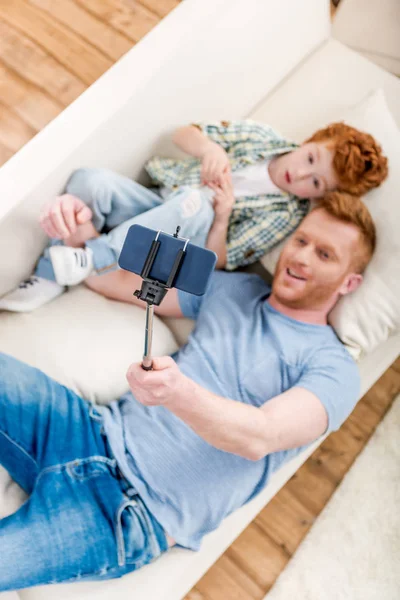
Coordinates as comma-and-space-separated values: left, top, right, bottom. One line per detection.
208, 171, 235, 221
126, 356, 185, 407
200, 141, 230, 186
39, 194, 93, 240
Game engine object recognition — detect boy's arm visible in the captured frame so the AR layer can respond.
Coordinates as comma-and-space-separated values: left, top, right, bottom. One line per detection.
205, 171, 235, 268
172, 125, 230, 186
174, 120, 275, 151
172, 125, 215, 158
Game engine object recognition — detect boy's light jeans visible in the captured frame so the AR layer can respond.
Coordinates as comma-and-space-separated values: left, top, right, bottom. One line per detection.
36, 168, 215, 280
0, 352, 168, 591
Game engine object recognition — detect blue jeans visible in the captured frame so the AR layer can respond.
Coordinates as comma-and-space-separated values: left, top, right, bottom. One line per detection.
0, 352, 168, 592
36, 168, 215, 281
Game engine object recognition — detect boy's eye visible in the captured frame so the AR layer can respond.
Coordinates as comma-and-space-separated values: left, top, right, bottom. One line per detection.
319, 249, 330, 260
313, 177, 320, 189
308, 153, 314, 165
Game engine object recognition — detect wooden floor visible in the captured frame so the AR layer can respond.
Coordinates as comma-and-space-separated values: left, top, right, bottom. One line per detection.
1, 1, 399, 599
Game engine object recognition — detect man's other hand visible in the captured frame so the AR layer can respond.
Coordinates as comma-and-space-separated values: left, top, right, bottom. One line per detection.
39, 194, 93, 240
126, 356, 184, 407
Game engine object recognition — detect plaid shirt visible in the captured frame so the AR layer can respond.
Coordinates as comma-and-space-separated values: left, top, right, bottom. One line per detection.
146, 120, 309, 270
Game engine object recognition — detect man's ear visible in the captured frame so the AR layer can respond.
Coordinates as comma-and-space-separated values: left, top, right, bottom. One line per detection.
339, 273, 363, 296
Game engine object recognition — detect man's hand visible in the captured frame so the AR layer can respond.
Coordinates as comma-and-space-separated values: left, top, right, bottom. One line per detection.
200, 141, 231, 186
39, 194, 93, 240
208, 171, 235, 221
126, 356, 186, 407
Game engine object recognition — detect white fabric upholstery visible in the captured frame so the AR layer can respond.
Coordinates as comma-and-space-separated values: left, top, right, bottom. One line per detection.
328, 90, 400, 358
0, 286, 179, 405
253, 40, 400, 359
333, 0, 400, 75
0, 2, 400, 599
0, 0, 330, 226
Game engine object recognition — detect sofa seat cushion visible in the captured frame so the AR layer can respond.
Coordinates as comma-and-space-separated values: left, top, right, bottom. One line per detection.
0, 285, 179, 405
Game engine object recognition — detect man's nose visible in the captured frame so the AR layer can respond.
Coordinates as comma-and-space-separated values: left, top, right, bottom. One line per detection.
295, 244, 313, 265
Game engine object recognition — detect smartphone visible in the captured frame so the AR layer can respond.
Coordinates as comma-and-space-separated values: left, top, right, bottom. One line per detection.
118, 224, 217, 295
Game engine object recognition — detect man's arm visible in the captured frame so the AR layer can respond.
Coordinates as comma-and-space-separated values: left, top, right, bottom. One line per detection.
84, 269, 184, 318
127, 358, 328, 461
166, 381, 328, 460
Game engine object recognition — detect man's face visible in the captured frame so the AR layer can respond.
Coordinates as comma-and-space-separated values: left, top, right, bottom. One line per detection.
271, 142, 339, 198
271, 209, 363, 311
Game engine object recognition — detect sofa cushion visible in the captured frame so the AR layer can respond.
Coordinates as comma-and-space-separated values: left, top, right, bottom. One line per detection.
250, 39, 400, 359
0, 286, 179, 404
332, 0, 400, 75
327, 90, 400, 358
256, 89, 400, 360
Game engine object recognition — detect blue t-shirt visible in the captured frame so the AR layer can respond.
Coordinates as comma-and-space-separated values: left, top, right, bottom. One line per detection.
100, 272, 360, 550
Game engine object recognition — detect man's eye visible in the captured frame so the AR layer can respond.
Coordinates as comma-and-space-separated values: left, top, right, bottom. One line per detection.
313, 177, 320, 189
308, 153, 314, 165
297, 238, 306, 245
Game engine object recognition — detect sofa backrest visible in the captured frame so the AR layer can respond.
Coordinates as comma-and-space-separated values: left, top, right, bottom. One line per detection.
0, 0, 330, 295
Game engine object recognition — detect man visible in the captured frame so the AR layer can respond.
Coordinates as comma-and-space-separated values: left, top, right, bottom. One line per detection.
0, 192, 375, 591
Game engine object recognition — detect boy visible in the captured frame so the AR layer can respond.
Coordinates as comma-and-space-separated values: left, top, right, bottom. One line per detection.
0, 120, 387, 312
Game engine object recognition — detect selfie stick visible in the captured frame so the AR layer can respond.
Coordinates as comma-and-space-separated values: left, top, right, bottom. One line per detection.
134, 226, 188, 371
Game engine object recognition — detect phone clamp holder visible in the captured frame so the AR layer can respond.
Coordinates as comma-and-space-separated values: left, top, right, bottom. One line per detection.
134, 226, 189, 370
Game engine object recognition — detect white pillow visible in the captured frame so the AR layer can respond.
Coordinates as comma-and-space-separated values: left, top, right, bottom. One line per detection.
261, 89, 400, 360
0, 286, 179, 405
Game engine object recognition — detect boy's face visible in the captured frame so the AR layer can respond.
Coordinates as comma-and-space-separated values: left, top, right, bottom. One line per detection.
270, 142, 339, 198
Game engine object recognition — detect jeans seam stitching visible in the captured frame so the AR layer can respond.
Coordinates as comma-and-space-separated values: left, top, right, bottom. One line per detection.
37, 456, 117, 479
115, 499, 133, 566
136, 499, 160, 557
0, 430, 38, 469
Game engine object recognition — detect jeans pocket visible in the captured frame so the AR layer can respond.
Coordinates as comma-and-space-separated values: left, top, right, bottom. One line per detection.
115, 498, 158, 568
68, 456, 117, 481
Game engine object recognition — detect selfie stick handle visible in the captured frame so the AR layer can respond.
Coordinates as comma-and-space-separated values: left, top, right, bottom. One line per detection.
142, 303, 154, 371
134, 227, 188, 371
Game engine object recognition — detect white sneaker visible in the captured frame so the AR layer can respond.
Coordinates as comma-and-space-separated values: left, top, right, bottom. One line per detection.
49, 246, 94, 286
0, 276, 64, 312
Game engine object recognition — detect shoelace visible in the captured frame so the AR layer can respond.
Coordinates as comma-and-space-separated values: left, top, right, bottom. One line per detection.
18, 277, 39, 289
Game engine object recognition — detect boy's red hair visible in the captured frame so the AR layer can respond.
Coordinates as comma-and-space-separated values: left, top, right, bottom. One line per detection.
306, 123, 388, 196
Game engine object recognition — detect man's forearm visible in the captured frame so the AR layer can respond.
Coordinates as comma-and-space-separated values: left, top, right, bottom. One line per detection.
166, 376, 269, 460
206, 217, 229, 269
172, 125, 214, 158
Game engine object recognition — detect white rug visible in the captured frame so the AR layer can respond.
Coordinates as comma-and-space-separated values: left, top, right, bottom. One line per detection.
265, 395, 400, 600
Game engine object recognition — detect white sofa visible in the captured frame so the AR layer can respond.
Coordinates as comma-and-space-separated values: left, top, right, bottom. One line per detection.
0, 1, 399, 598
333, 0, 400, 76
